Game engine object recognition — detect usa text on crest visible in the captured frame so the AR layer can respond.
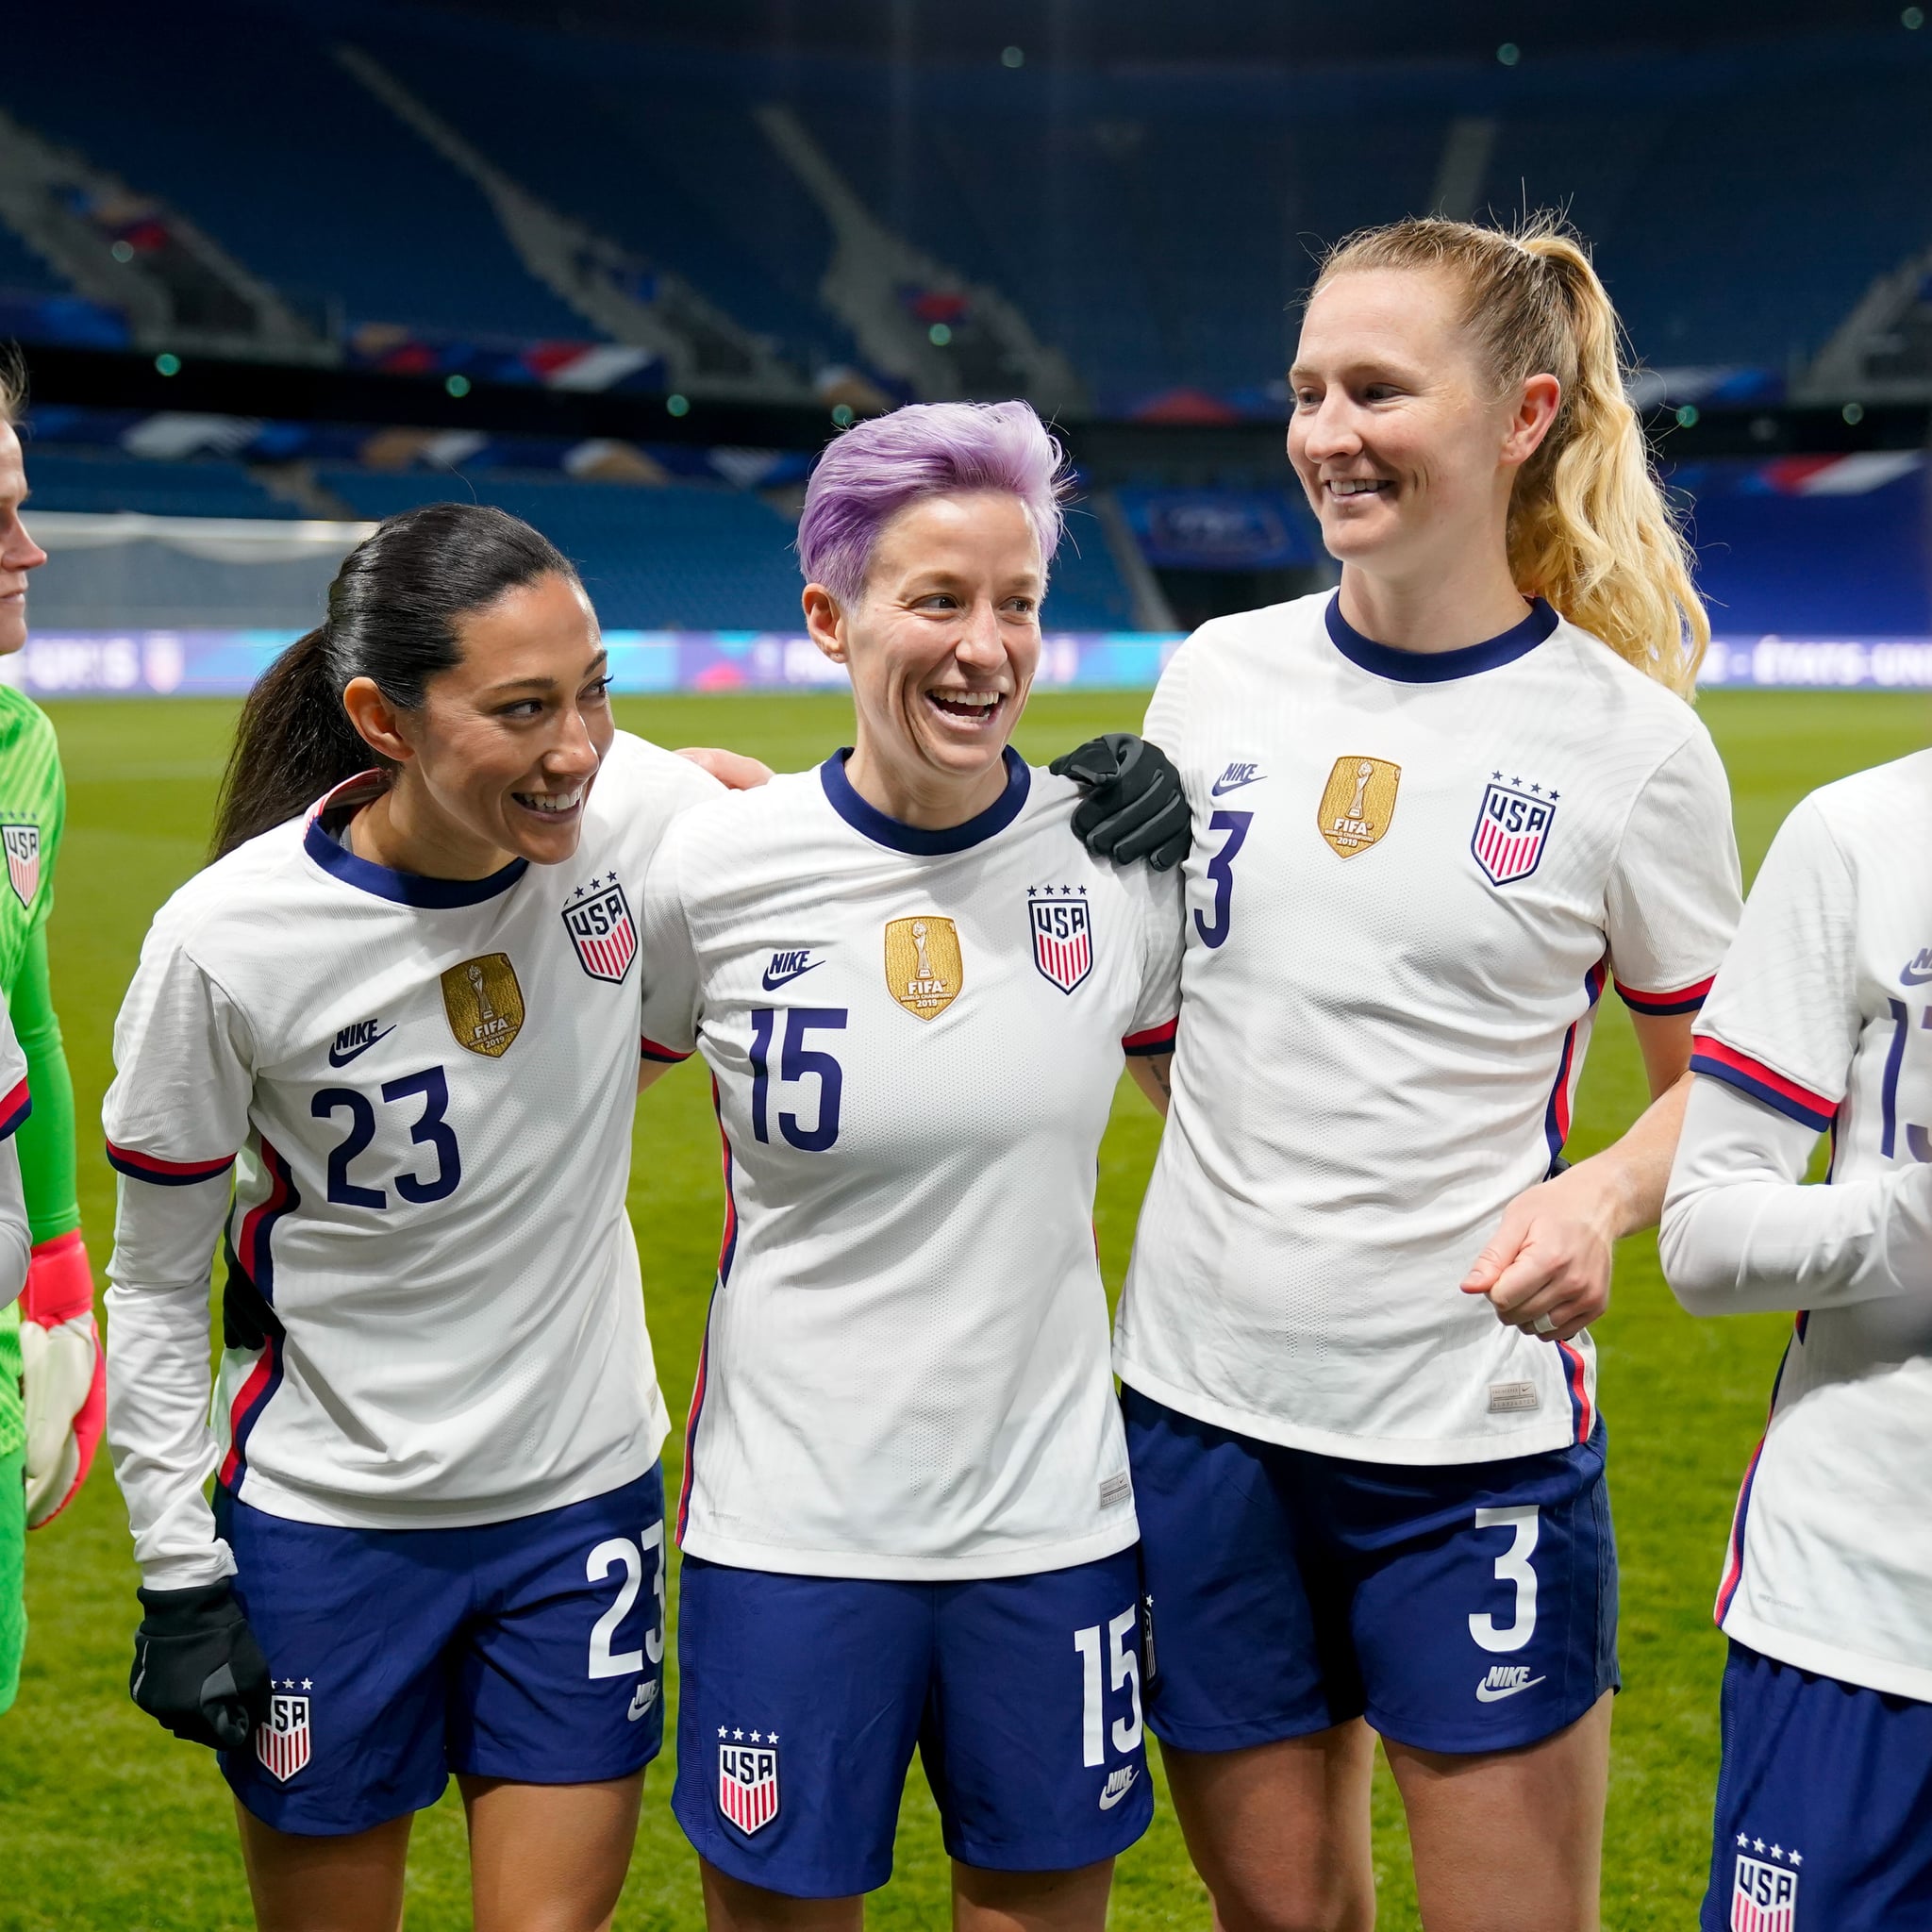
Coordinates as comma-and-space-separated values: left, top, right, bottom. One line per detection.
1471, 780, 1557, 887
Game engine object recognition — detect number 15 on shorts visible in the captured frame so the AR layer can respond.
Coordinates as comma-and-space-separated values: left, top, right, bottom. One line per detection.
1075, 1608, 1144, 1766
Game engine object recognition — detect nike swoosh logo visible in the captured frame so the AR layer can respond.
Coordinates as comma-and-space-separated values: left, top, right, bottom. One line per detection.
327, 1025, 395, 1067
628, 1683, 658, 1722
1210, 774, 1264, 796
1903, 966, 1932, 986
1474, 1674, 1547, 1703
1098, 1771, 1140, 1809
761, 959, 824, 991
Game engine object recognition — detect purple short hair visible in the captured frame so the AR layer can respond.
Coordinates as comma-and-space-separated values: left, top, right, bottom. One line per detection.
796, 400, 1069, 603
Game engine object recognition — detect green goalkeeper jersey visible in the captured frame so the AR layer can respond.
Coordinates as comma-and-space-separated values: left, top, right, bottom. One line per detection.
0, 684, 72, 1459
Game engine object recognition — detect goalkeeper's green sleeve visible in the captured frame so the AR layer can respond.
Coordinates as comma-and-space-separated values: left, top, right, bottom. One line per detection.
10, 924, 79, 1247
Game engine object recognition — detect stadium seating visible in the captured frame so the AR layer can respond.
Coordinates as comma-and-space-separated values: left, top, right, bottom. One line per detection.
0, 1, 591, 341
24, 449, 299, 520
2, 5, 1927, 402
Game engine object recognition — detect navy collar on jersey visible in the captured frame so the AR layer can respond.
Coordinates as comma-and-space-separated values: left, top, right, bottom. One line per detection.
304, 779, 529, 908
820, 745, 1030, 856
1324, 591, 1558, 683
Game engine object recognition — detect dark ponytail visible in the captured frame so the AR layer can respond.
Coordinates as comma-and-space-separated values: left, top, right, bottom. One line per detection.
211, 502, 575, 858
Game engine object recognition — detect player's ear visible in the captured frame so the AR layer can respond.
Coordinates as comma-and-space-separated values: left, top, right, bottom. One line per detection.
802, 584, 847, 667
341, 675, 416, 766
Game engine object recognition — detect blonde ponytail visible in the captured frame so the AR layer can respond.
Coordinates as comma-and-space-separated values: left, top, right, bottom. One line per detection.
1315, 215, 1707, 697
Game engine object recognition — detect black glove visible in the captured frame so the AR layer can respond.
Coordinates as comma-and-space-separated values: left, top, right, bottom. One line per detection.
130, 1582, 272, 1750
1050, 733, 1192, 872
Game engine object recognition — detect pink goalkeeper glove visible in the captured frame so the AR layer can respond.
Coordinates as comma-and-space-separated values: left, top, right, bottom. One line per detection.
19, 1230, 104, 1528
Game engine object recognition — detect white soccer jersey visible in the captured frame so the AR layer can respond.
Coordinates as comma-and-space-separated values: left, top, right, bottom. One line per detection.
1115, 591, 1741, 1463
104, 731, 718, 1589
637, 750, 1183, 1581
1661, 754, 1932, 1702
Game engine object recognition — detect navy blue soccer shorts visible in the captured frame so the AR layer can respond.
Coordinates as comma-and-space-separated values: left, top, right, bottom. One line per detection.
673, 1548, 1155, 1898
1701, 1641, 1932, 1931
215, 1464, 667, 1835
1123, 1388, 1618, 1756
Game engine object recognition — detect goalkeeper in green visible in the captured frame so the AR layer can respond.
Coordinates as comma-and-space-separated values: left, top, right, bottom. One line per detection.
0, 360, 96, 1718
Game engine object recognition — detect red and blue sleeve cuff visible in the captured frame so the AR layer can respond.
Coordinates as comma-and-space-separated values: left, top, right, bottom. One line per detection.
639, 1035, 694, 1066
1616, 974, 1715, 1017
105, 1141, 237, 1186
1123, 1017, 1178, 1058
1690, 1038, 1837, 1133
0, 1077, 29, 1139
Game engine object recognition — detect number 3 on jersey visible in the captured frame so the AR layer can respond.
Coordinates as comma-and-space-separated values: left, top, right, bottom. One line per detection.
1194, 810, 1252, 950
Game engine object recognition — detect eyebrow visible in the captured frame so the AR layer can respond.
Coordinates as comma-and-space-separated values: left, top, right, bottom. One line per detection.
480, 650, 608, 697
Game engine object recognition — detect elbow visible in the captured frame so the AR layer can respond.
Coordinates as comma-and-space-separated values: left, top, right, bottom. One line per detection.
1657, 1193, 1730, 1316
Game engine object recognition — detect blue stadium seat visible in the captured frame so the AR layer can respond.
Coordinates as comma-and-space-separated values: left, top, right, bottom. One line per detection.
24, 450, 299, 520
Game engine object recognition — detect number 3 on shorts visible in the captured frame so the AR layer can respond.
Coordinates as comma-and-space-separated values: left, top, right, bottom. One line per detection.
1468, 1504, 1540, 1654
1074, 1608, 1144, 1766
585, 1524, 667, 1678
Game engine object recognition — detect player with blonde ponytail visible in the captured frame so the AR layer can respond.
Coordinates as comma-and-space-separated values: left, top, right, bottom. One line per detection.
1107, 215, 1743, 1930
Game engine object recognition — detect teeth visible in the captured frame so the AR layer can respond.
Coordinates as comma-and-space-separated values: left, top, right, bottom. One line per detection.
1329, 478, 1387, 496
515, 787, 583, 815
932, 691, 1000, 708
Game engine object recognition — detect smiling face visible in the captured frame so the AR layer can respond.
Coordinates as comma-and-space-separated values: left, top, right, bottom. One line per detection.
1288, 267, 1558, 592
349, 571, 615, 874
0, 424, 49, 658
807, 490, 1043, 825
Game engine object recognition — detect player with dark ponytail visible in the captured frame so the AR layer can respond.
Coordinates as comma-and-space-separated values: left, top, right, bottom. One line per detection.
106, 501, 719, 1932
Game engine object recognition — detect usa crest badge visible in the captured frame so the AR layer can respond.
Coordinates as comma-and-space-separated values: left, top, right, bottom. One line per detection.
256, 1691, 311, 1783
1317, 756, 1401, 858
1731, 1851, 1798, 1930
441, 952, 525, 1058
1029, 891, 1093, 994
563, 874, 638, 983
1472, 779, 1557, 886
718, 1738, 779, 1835
884, 915, 963, 1019
2, 824, 38, 909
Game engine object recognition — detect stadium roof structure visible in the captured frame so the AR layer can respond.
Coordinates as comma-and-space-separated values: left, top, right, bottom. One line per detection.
412, 0, 1917, 65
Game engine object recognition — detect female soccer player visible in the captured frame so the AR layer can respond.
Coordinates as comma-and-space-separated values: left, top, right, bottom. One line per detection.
105, 503, 718, 1932
634, 400, 1182, 1931
1661, 766, 1932, 1930
0, 360, 101, 1728
1111, 216, 1743, 1932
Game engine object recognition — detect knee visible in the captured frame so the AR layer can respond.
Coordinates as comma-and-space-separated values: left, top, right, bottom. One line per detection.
1208, 1883, 1374, 1932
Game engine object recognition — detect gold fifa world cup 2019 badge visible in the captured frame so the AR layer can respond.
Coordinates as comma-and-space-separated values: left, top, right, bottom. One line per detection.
441, 953, 525, 1058
884, 915, 963, 1019
1317, 756, 1401, 858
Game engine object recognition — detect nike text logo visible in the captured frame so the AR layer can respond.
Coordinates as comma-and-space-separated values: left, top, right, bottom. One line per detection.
1210, 763, 1265, 796
1903, 949, 1932, 986
327, 1022, 395, 1067
1474, 1667, 1546, 1703
1098, 1766, 1140, 1809
762, 951, 823, 991
628, 1681, 658, 1722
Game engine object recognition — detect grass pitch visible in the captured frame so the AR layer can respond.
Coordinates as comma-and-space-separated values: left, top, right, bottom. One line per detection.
2, 689, 1927, 1931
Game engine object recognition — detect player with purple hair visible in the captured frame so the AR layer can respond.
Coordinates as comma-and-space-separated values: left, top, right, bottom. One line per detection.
635, 399, 1184, 1930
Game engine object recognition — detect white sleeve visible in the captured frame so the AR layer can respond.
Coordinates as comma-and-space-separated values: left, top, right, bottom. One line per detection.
1605, 726, 1742, 1017
637, 824, 702, 1066
103, 926, 256, 1591
1124, 864, 1184, 1057
1686, 795, 1857, 1123
0, 997, 30, 1307
1141, 636, 1193, 758
1661, 1074, 1932, 1314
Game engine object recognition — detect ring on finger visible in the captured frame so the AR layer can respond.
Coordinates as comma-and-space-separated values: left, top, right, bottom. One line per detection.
1532, 1312, 1557, 1336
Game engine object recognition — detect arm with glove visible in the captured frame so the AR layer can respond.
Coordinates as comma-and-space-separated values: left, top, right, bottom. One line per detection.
106, 935, 270, 1751
13, 924, 101, 1529
1048, 731, 1192, 872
